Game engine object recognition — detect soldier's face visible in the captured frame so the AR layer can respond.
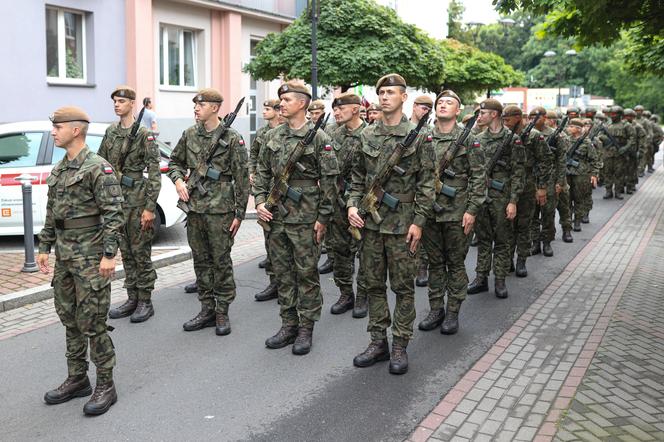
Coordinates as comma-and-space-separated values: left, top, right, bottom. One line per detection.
279, 93, 306, 119
545, 118, 556, 128
309, 109, 325, 123
477, 109, 496, 127
566, 126, 581, 137
412, 103, 431, 120
625, 116, 634, 123
262, 106, 277, 120
636, 110, 643, 117
502, 115, 521, 130
568, 112, 578, 119
378, 86, 407, 114
359, 109, 367, 120
51, 123, 77, 148
367, 110, 381, 123
435, 98, 460, 121
194, 102, 219, 122
113, 97, 134, 117
335, 104, 358, 125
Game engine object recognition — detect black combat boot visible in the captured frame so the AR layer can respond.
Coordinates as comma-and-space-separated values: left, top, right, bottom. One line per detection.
318, 256, 334, 274
130, 300, 154, 323
258, 257, 268, 269
254, 282, 278, 302
562, 230, 573, 243
83, 381, 117, 416
184, 281, 198, 293
182, 308, 215, 331
581, 215, 590, 224
108, 298, 137, 319
626, 188, 634, 194
44, 375, 92, 405
510, 259, 515, 273
330, 291, 354, 315
515, 257, 527, 278
292, 326, 313, 355
417, 308, 445, 331
440, 311, 459, 335
352, 296, 368, 318
530, 241, 541, 256
415, 263, 428, 287
603, 190, 613, 199
614, 192, 624, 200
573, 220, 582, 232
648, 166, 655, 173
353, 339, 390, 367
495, 278, 508, 299
265, 325, 297, 349
542, 242, 554, 257
215, 312, 231, 336
467, 275, 489, 294
639, 171, 645, 178
470, 233, 479, 247
389, 341, 409, 375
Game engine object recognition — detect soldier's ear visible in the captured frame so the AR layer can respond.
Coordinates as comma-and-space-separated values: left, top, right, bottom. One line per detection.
401, 92, 408, 104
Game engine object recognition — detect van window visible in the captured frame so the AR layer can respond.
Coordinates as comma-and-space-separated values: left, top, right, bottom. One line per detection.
0, 132, 43, 168
51, 135, 104, 164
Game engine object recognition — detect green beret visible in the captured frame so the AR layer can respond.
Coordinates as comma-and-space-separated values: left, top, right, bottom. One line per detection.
435, 90, 461, 106
414, 95, 433, 107
308, 99, 325, 111
502, 105, 523, 117
569, 118, 584, 128
278, 80, 312, 99
375, 73, 406, 93
529, 106, 546, 117
332, 93, 361, 108
263, 98, 281, 109
111, 85, 136, 100
367, 103, 382, 112
192, 88, 223, 103
479, 98, 503, 113
49, 106, 91, 124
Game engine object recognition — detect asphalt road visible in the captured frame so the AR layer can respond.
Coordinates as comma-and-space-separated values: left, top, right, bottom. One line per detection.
0, 182, 636, 441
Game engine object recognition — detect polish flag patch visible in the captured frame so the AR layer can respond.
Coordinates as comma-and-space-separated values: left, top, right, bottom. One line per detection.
426, 135, 433, 142
239, 139, 245, 146
103, 165, 114, 174
539, 135, 545, 141
472, 140, 481, 148
147, 135, 155, 141
324, 144, 333, 151
515, 139, 522, 145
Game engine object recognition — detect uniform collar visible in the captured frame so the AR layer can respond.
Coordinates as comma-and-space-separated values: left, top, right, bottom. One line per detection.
286, 120, 313, 137
344, 120, 366, 137
374, 115, 410, 136
64, 146, 90, 170
432, 122, 461, 140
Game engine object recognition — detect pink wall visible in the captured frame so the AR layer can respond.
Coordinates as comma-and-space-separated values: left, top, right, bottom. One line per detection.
125, 0, 155, 109
212, 11, 243, 115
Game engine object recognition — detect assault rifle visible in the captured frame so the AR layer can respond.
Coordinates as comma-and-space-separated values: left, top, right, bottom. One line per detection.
546, 115, 569, 151
320, 113, 331, 131
598, 125, 626, 154
258, 115, 325, 232
176, 97, 245, 214
566, 125, 592, 168
485, 128, 517, 193
519, 112, 543, 144
116, 106, 146, 187
348, 112, 430, 241
432, 109, 479, 213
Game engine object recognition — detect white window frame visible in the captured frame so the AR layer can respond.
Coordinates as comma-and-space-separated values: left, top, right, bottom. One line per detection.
159, 25, 198, 92
46, 6, 87, 85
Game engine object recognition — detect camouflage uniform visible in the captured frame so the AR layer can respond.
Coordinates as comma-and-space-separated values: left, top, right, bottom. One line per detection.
97, 123, 161, 302
423, 124, 485, 313
38, 147, 124, 383
168, 123, 249, 314
566, 136, 601, 222
602, 118, 635, 197
254, 121, 339, 327
348, 115, 435, 344
651, 119, 664, 167
627, 119, 646, 190
635, 115, 653, 174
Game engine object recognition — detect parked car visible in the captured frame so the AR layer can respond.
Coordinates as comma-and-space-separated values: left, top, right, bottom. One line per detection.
0, 121, 185, 238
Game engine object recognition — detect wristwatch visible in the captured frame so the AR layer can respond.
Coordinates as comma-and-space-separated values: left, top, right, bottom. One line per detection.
104, 252, 116, 259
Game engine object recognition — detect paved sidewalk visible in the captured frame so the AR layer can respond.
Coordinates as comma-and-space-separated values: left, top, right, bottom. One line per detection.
408, 168, 664, 442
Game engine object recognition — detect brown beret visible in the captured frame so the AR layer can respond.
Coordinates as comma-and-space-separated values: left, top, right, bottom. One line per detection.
479, 98, 503, 113
332, 93, 362, 108
375, 73, 406, 93
49, 106, 91, 124
569, 118, 584, 128
529, 106, 546, 117
414, 95, 433, 107
263, 98, 281, 109
278, 80, 312, 99
111, 85, 136, 100
546, 110, 558, 119
367, 103, 382, 112
461, 114, 474, 124
435, 90, 461, 106
308, 99, 325, 111
502, 105, 523, 117
192, 88, 223, 103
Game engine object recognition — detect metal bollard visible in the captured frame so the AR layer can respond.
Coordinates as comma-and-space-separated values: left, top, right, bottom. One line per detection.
16, 174, 38, 273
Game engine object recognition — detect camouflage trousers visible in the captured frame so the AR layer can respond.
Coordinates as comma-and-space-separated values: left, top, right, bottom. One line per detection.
53, 257, 115, 383
268, 222, 322, 327
557, 187, 572, 232
531, 186, 557, 242
626, 154, 639, 189
511, 180, 536, 259
568, 175, 591, 221
361, 229, 417, 343
475, 198, 515, 278
639, 143, 649, 174
327, 217, 355, 296
187, 212, 236, 314
422, 220, 469, 313
602, 155, 626, 194
263, 230, 275, 284
647, 142, 657, 168
120, 207, 156, 301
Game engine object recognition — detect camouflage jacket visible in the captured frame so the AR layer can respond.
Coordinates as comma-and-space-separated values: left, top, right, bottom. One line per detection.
652, 122, 664, 146
38, 147, 124, 260
566, 136, 602, 176
253, 120, 339, 225
540, 125, 569, 188
329, 120, 367, 223
168, 122, 249, 219
477, 126, 526, 204
429, 123, 486, 222
348, 115, 435, 234
249, 124, 271, 176
635, 116, 653, 146
97, 123, 161, 211
602, 120, 636, 158
514, 125, 553, 189
629, 121, 647, 156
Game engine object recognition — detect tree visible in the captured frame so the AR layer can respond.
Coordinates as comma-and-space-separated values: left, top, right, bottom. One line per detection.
446, 0, 465, 39
244, 0, 446, 92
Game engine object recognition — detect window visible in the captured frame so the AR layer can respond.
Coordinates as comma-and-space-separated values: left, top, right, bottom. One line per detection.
45, 7, 87, 83
249, 39, 260, 145
159, 25, 197, 88
0, 133, 44, 168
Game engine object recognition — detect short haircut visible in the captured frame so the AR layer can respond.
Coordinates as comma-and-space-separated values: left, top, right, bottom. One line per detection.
70, 121, 89, 137
143, 97, 151, 106
294, 92, 311, 109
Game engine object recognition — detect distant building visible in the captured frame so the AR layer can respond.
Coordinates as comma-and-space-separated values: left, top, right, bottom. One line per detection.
494, 87, 610, 113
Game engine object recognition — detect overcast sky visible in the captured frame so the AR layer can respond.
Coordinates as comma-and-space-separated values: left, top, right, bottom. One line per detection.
461, 0, 500, 24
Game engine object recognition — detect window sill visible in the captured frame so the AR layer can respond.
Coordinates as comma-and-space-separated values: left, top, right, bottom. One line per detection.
47, 81, 96, 88
159, 85, 198, 93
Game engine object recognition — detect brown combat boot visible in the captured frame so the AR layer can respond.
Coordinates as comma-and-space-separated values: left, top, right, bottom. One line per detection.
108, 298, 137, 319
83, 381, 117, 416
182, 308, 215, 331
415, 263, 429, 287
44, 375, 92, 405
330, 291, 354, 315
418, 308, 445, 331
292, 326, 313, 355
130, 300, 154, 323
215, 312, 231, 336
265, 325, 297, 349
353, 339, 390, 367
352, 295, 368, 318
389, 341, 409, 375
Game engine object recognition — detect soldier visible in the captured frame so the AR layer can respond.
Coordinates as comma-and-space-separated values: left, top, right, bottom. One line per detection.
547, 111, 574, 243
96, 86, 161, 323
502, 106, 552, 277
168, 88, 249, 336
348, 74, 435, 374
602, 106, 636, 200
255, 80, 339, 355
650, 114, 663, 165
326, 92, 367, 317
622, 109, 644, 194
308, 99, 326, 124
531, 107, 569, 256
468, 99, 525, 298
359, 105, 368, 122
38, 106, 123, 415
634, 105, 653, 176
565, 119, 601, 232
367, 103, 383, 125
418, 90, 485, 335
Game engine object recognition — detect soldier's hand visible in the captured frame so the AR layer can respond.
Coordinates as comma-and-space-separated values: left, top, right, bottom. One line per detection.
506, 202, 517, 220
555, 183, 562, 195
249, 173, 254, 185
256, 203, 273, 222
99, 257, 116, 278
175, 179, 189, 202
462, 213, 476, 236
37, 253, 50, 274
536, 189, 547, 206
406, 224, 422, 255
229, 218, 242, 238
141, 210, 156, 231
314, 221, 326, 244
590, 176, 598, 188
347, 207, 364, 228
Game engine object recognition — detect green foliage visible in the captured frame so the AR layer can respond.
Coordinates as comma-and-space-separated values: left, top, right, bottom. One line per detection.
446, 0, 465, 39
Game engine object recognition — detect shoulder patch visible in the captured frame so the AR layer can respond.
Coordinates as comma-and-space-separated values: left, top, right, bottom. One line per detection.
324, 144, 333, 151
514, 139, 523, 145
426, 135, 433, 142
539, 135, 544, 141
239, 138, 245, 146
147, 135, 155, 141
103, 164, 114, 174
471, 140, 481, 148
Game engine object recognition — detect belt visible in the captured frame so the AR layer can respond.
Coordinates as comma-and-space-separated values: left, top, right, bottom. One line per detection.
54, 215, 102, 230
289, 179, 318, 187
390, 191, 415, 203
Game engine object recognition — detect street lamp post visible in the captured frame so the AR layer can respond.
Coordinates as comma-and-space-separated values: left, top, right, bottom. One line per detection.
543, 49, 577, 109
310, 0, 319, 100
